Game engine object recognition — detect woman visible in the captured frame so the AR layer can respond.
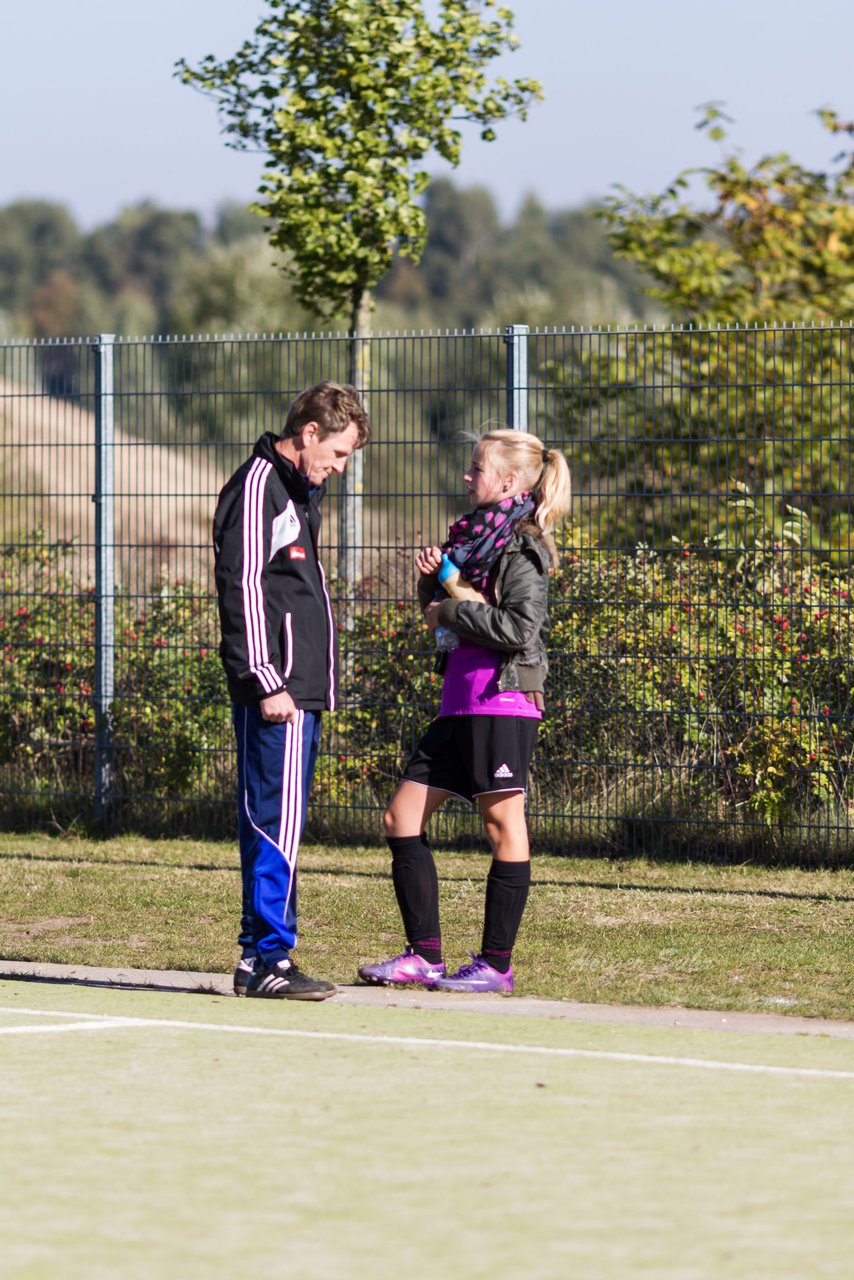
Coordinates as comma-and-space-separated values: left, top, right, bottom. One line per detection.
359, 428, 572, 993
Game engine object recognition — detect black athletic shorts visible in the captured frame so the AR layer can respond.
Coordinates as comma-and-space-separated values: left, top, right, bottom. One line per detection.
401, 715, 540, 803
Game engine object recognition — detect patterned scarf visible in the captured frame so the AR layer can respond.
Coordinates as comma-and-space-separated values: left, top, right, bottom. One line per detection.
441, 492, 536, 594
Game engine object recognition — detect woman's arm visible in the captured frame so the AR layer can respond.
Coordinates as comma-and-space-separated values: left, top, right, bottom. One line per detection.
433, 544, 549, 653
437, 554, 489, 604
415, 544, 441, 615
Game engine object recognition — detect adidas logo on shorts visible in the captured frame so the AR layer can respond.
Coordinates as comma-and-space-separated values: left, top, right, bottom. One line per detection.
493, 762, 513, 778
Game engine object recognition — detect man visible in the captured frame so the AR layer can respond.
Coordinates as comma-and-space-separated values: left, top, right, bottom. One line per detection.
214, 381, 370, 999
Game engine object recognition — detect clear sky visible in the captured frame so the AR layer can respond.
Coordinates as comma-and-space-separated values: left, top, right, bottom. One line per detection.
3, 0, 854, 228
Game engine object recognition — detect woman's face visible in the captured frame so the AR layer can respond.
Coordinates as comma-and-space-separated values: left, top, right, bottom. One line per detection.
464, 447, 507, 509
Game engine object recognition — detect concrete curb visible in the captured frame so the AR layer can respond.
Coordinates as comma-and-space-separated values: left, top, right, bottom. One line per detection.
2, 959, 852, 1039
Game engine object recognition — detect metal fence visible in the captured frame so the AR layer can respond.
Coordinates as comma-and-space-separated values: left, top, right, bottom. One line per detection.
2, 324, 853, 864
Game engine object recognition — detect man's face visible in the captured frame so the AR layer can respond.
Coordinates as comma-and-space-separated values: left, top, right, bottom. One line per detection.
298, 421, 361, 485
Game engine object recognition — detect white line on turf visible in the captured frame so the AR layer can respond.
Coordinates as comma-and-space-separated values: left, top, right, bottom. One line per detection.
2, 1006, 852, 1079
0, 1018, 145, 1036
1, 1008, 106, 1018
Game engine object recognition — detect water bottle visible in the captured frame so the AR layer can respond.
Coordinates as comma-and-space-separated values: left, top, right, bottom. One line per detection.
434, 625, 459, 653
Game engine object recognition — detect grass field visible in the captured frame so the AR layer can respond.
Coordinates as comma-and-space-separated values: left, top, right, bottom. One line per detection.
1, 834, 853, 1019
1, 978, 852, 1280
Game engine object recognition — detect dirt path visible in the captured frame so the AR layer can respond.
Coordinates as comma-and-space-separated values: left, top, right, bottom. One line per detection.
0, 375, 223, 587
2, 958, 852, 1039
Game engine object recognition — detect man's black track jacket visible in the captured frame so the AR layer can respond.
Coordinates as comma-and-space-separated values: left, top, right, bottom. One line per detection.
213, 432, 339, 710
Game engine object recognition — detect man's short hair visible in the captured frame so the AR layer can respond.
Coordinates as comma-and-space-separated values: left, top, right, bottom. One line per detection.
283, 381, 370, 447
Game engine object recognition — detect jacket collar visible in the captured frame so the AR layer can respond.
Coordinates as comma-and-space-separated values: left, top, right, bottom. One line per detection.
504, 527, 552, 572
253, 432, 325, 504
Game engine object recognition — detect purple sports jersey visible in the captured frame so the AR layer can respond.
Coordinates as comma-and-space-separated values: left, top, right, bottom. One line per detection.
439, 638, 542, 719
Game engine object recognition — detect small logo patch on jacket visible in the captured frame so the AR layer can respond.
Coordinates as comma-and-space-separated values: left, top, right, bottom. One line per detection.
289, 546, 306, 560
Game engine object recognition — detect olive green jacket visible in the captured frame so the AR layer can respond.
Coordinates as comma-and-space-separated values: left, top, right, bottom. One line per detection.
418, 528, 552, 695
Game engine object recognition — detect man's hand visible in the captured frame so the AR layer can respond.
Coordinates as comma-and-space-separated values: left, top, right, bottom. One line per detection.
415, 544, 442, 576
260, 689, 298, 724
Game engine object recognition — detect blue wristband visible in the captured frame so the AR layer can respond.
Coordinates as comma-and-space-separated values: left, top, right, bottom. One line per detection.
437, 553, 458, 585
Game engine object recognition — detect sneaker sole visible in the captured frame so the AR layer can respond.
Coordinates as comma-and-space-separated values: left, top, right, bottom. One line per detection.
246, 985, 338, 1001
358, 973, 441, 989
431, 984, 513, 995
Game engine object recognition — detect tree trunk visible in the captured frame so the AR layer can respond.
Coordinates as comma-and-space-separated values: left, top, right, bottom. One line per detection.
338, 287, 371, 594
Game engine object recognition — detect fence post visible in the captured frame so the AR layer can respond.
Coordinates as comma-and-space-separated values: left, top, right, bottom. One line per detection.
338, 441, 364, 589
504, 323, 529, 431
340, 326, 368, 590
93, 334, 115, 830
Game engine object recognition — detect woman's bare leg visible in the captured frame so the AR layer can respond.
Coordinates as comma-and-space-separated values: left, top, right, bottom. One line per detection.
476, 790, 530, 861
383, 779, 451, 838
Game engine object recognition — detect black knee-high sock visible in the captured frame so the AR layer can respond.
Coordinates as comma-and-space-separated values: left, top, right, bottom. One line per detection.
388, 834, 441, 963
481, 859, 531, 972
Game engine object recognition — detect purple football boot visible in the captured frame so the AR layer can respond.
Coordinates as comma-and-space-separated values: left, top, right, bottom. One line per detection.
358, 946, 445, 988
432, 954, 514, 994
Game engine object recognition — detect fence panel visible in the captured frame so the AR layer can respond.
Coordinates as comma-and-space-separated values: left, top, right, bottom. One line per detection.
1, 325, 852, 864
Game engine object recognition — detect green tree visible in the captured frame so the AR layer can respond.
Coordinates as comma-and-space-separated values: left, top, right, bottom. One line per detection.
550, 107, 854, 562
177, 0, 540, 585
212, 201, 267, 247
413, 178, 502, 324
30, 270, 83, 338
600, 104, 854, 323
167, 237, 313, 335
82, 202, 204, 324
0, 201, 82, 325
376, 180, 658, 329
378, 178, 503, 325
175, 0, 541, 344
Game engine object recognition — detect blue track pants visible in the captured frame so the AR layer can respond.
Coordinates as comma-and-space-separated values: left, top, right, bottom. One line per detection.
232, 703, 321, 963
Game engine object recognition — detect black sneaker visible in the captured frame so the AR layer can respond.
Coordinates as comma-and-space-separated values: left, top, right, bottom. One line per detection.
233, 955, 256, 997
246, 958, 337, 1001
